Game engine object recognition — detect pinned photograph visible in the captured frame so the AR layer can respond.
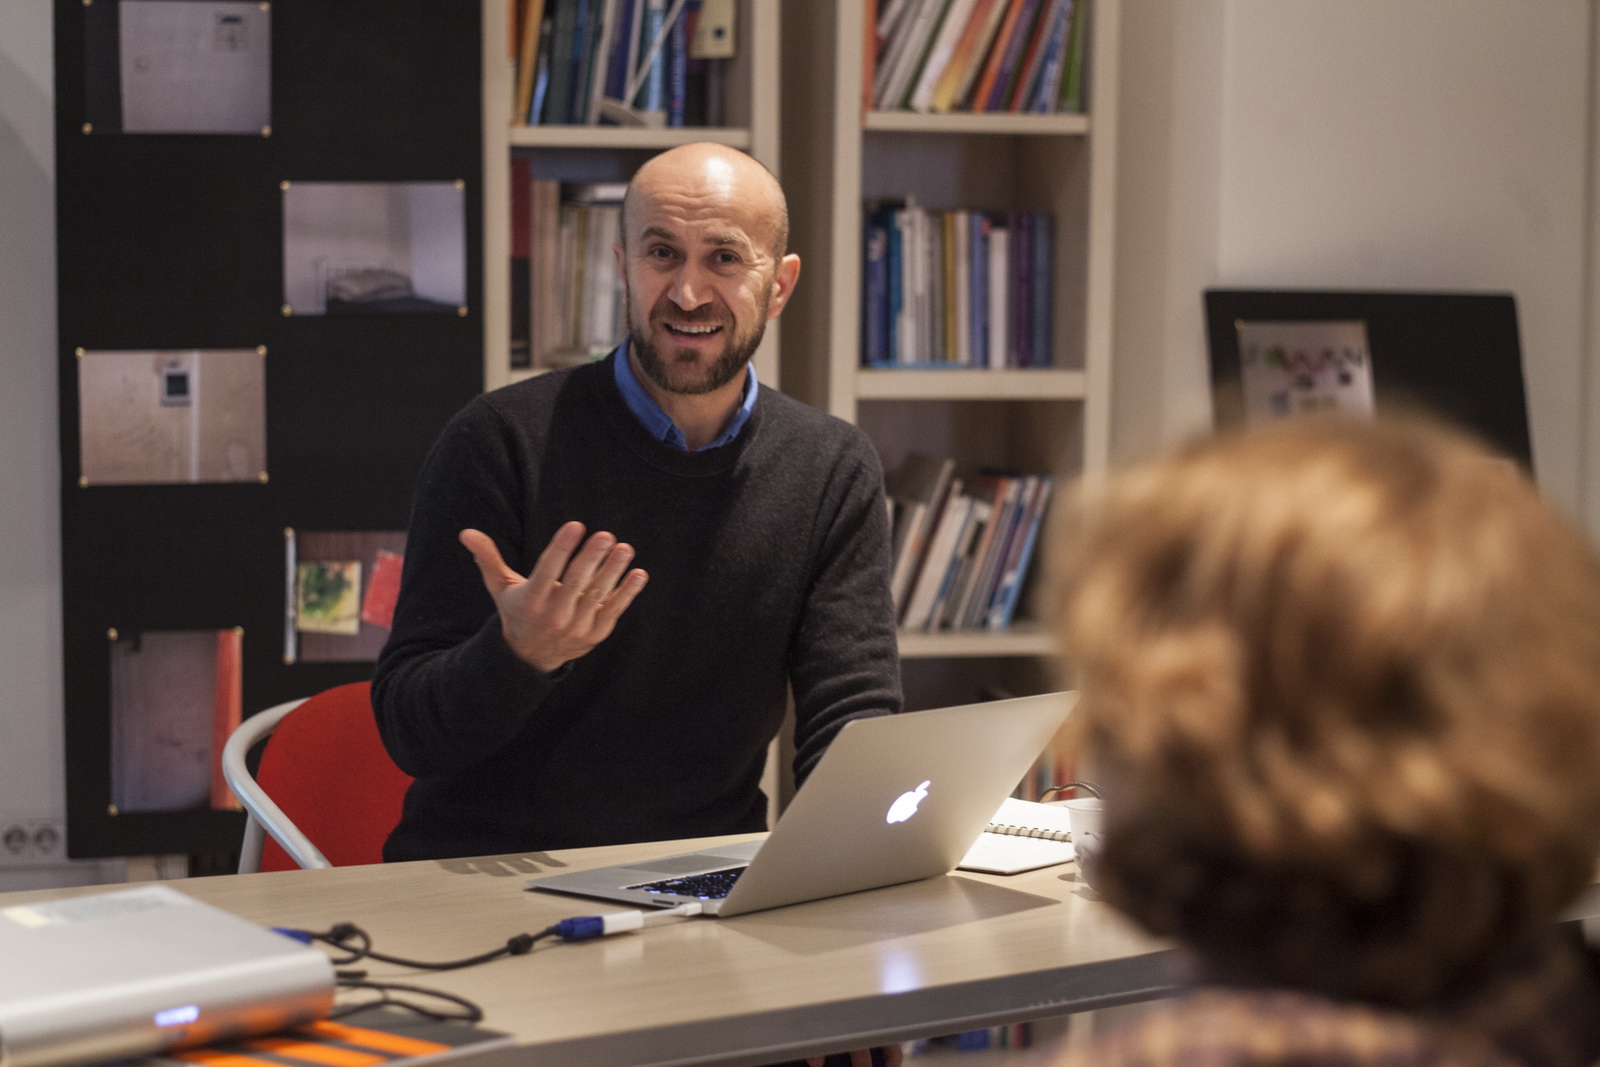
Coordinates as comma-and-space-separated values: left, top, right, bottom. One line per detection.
282, 182, 467, 316
77, 348, 266, 486
84, 0, 271, 135
1235, 320, 1375, 425
110, 628, 242, 814
285, 530, 407, 663
295, 560, 362, 636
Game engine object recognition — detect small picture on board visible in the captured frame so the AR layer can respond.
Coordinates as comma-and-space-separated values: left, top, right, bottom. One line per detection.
1234, 320, 1375, 425
77, 348, 267, 486
84, 0, 271, 135
281, 182, 467, 316
110, 627, 242, 815
286, 530, 408, 663
295, 561, 362, 636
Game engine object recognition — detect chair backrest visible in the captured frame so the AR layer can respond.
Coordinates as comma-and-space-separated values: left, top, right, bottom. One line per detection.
226, 681, 413, 872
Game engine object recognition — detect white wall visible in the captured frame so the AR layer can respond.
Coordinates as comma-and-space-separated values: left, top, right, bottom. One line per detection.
0, 0, 65, 825
1114, 0, 1597, 522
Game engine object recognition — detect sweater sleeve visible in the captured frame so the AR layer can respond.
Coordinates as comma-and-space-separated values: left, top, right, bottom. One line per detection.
787, 432, 904, 784
372, 399, 557, 777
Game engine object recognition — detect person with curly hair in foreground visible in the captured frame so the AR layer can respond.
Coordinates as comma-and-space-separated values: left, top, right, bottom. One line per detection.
1051, 415, 1600, 1067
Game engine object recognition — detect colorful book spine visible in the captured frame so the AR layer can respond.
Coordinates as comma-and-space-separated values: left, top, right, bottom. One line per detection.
1028, 0, 1074, 113
1007, 0, 1067, 112
983, 0, 1042, 110
989, 475, 1054, 629
1010, 211, 1030, 367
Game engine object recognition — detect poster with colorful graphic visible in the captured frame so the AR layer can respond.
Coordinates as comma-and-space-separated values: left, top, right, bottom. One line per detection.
1235, 320, 1375, 424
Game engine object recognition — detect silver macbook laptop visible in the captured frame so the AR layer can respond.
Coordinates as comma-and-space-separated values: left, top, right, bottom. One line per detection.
526, 691, 1074, 917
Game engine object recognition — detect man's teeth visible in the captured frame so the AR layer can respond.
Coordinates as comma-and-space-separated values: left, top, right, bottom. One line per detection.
668, 323, 720, 334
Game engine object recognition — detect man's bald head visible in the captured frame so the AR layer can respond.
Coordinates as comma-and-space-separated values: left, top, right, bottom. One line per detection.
622, 142, 789, 258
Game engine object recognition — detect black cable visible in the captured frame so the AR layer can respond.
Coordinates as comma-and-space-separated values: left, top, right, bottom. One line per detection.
332, 978, 485, 1024
305, 922, 549, 972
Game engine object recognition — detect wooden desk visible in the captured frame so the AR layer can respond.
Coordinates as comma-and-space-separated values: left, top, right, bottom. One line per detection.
0, 838, 1180, 1067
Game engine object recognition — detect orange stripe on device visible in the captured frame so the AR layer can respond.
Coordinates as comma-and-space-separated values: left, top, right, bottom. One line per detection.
237, 1037, 388, 1067
302, 1021, 451, 1057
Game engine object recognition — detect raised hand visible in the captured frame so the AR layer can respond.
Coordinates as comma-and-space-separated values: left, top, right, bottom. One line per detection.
459, 521, 649, 673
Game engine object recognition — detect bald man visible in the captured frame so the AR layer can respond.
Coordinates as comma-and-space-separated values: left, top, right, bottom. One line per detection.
373, 144, 903, 862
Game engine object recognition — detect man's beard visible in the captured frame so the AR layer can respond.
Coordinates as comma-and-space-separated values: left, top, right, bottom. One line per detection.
626, 282, 769, 396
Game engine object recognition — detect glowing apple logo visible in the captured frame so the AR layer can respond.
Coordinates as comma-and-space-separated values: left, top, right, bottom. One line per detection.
886, 780, 931, 824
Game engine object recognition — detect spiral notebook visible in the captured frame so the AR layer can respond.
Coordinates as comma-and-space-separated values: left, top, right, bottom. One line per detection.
957, 797, 1075, 874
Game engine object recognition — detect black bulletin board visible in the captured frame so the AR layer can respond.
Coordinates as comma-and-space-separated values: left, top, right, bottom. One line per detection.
55, 0, 484, 858
1203, 289, 1534, 471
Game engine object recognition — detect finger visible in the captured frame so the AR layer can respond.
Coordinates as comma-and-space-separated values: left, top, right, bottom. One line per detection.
458, 529, 521, 594
577, 542, 637, 609
881, 1045, 904, 1067
805, 1059, 824, 1067
849, 1050, 872, 1067
551, 530, 619, 603
527, 521, 587, 589
594, 568, 649, 627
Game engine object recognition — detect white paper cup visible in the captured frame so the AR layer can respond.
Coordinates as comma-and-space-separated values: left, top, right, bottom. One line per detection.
1065, 798, 1105, 891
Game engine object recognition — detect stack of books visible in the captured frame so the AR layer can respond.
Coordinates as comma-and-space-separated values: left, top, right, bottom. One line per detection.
862, 203, 1053, 368
510, 172, 626, 370
867, 0, 1090, 115
886, 455, 1054, 634
510, 0, 734, 127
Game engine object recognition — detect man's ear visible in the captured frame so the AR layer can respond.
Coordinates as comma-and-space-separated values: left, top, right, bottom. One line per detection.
765, 253, 801, 320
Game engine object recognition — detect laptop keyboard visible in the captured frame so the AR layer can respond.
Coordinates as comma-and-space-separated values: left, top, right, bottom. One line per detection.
628, 866, 746, 899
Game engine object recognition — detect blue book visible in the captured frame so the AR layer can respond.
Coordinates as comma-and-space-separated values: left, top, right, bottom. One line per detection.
864, 218, 890, 365
638, 0, 666, 114
541, 0, 578, 123
991, 476, 1053, 629
602, 0, 637, 112
885, 209, 905, 365
1030, 0, 1074, 113
968, 212, 988, 368
1010, 211, 1029, 368
665, 1, 688, 125
529, 9, 555, 124
1030, 211, 1052, 367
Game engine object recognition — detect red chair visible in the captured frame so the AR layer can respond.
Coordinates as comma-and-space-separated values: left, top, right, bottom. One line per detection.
221, 682, 413, 873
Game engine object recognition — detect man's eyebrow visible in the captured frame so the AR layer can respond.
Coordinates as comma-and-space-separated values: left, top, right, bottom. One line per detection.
637, 225, 753, 250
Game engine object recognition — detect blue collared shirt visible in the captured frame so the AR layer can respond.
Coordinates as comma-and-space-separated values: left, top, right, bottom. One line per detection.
612, 338, 758, 452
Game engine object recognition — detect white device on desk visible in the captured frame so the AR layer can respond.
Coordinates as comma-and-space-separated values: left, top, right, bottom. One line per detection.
0, 884, 334, 1067
527, 691, 1074, 917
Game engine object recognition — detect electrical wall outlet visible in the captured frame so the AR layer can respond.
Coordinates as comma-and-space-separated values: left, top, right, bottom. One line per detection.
0, 818, 67, 866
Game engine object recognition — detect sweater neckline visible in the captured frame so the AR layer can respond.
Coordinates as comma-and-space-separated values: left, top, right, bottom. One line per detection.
590, 350, 761, 478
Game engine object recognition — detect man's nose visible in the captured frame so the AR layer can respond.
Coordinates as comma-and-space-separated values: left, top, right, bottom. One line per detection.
669, 262, 712, 310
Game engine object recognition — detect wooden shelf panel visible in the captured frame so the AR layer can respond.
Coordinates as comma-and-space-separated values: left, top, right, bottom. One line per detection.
898, 625, 1057, 659
508, 125, 754, 150
864, 111, 1089, 136
856, 368, 1088, 401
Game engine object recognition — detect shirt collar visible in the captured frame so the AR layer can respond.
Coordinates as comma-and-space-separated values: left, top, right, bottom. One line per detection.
612, 338, 758, 452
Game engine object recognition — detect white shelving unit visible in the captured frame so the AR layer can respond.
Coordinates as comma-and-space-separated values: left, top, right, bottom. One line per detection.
480, 0, 782, 392
781, 0, 1120, 705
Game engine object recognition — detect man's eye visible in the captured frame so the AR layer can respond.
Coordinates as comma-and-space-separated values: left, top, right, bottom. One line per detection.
648, 246, 676, 262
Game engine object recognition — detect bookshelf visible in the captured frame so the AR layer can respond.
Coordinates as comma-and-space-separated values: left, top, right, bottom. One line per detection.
780, 0, 1120, 708
481, 0, 781, 392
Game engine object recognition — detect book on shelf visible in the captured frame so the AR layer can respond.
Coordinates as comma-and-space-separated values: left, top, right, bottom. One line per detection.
512, 178, 625, 369
1059, 0, 1089, 112
869, 0, 1086, 114
885, 453, 957, 613
906, 0, 981, 113
861, 203, 1052, 368
957, 796, 1074, 874
886, 460, 1056, 632
515, 0, 720, 127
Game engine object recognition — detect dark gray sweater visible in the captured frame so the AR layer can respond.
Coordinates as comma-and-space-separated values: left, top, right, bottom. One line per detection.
374, 354, 902, 861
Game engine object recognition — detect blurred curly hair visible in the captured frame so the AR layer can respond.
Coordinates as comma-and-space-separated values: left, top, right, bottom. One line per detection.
1051, 415, 1600, 1008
